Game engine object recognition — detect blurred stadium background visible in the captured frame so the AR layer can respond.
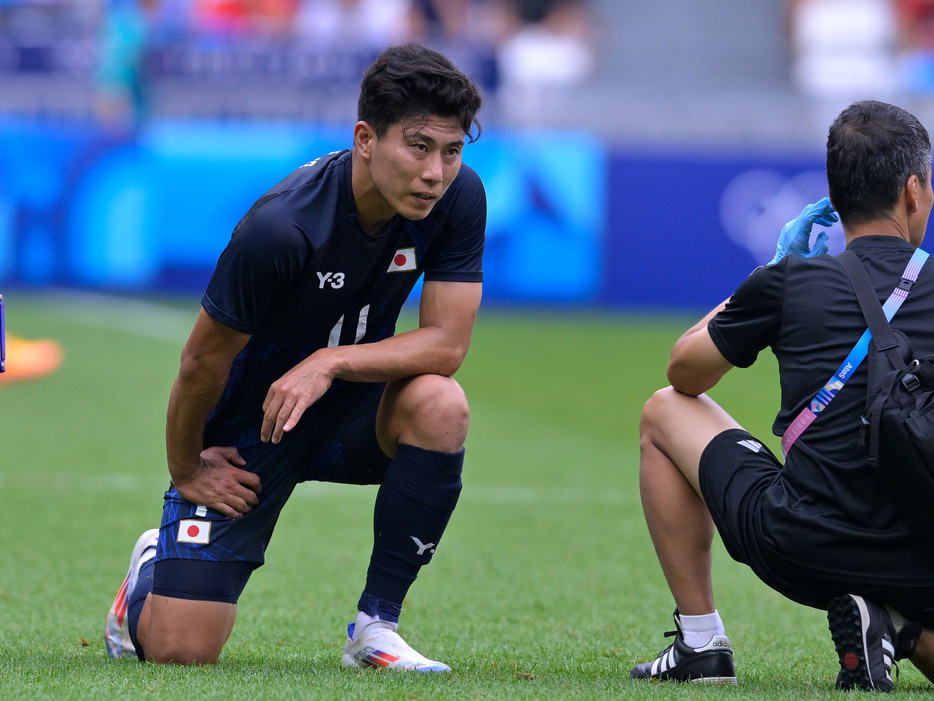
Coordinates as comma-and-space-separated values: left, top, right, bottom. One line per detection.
1, 0, 933, 311
4, 6, 930, 695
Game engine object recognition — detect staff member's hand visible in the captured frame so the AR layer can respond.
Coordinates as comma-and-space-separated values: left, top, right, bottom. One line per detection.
769, 197, 838, 265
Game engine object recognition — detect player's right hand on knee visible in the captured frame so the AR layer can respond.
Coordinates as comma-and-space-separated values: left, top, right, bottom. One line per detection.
174, 446, 262, 519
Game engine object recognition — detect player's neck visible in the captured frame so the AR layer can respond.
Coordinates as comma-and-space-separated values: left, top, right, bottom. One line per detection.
351, 152, 396, 236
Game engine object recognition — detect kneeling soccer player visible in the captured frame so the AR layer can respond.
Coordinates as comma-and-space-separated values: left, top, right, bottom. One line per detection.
104, 43, 486, 671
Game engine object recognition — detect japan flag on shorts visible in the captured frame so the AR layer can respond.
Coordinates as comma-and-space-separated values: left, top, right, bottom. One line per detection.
387, 247, 417, 272
177, 519, 211, 544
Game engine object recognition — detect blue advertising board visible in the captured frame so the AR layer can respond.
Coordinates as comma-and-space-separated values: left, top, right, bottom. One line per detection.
0, 120, 605, 304
0, 119, 840, 311
602, 149, 840, 311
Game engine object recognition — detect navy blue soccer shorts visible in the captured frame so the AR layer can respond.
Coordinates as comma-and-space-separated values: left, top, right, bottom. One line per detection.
699, 428, 934, 627
152, 381, 390, 603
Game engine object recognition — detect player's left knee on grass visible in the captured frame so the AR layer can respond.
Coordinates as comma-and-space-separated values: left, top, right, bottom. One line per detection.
378, 374, 469, 455
145, 594, 237, 666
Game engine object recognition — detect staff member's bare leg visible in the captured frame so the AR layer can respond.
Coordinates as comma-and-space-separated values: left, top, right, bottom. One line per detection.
631, 387, 741, 683
638, 386, 741, 615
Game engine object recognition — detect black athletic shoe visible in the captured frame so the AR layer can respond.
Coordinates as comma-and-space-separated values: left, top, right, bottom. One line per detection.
630, 611, 737, 684
827, 594, 896, 692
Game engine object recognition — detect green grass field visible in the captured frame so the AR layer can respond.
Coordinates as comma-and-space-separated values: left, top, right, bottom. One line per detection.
1, 292, 930, 699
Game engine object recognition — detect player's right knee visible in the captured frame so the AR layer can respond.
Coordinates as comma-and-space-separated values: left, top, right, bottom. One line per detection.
380, 375, 470, 453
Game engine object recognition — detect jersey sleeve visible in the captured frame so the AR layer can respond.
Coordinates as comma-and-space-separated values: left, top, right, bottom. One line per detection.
707, 262, 785, 368
422, 165, 486, 283
201, 199, 309, 335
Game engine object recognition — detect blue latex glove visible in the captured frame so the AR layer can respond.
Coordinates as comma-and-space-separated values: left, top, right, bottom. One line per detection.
768, 197, 838, 265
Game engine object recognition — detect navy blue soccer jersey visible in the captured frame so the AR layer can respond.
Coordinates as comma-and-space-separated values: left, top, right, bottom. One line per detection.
200, 149, 485, 448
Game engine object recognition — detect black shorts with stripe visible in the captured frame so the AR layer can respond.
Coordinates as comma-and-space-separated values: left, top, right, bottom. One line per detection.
152, 381, 390, 602
699, 428, 934, 627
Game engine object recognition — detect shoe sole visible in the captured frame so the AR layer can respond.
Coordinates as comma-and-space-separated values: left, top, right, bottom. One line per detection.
828, 594, 877, 691
629, 669, 737, 684
690, 677, 738, 685
341, 651, 451, 673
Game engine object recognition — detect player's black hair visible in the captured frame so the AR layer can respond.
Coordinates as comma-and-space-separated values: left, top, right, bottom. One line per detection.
827, 100, 931, 226
357, 43, 483, 143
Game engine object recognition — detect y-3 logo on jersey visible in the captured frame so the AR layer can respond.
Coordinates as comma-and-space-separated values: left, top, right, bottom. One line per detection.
317, 272, 345, 289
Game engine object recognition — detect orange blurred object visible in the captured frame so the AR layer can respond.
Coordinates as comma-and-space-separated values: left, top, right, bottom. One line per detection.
0, 335, 64, 385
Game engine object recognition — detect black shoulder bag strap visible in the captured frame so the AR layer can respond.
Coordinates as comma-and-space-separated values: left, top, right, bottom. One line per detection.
839, 249, 917, 467
839, 250, 909, 372
781, 248, 928, 457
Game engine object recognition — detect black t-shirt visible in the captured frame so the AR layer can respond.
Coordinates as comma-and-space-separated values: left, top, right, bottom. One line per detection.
200, 149, 486, 447
709, 236, 934, 544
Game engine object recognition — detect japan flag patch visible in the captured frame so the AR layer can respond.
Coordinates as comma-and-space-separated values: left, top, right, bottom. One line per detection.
387, 247, 417, 272
177, 519, 211, 544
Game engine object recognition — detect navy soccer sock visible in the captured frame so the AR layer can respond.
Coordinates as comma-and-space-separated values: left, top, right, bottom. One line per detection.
127, 557, 155, 662
358, 444, 464, 622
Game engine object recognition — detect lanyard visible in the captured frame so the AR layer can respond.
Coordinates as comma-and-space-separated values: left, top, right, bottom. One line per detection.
780, 247, 929, 458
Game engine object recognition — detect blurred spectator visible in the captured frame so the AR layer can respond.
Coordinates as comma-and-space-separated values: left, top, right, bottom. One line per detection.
786, 0, 898, 98
401, 0, 503, 93
406, 0, 471, 40
894, 0, 934, 91
495, 0, 595, 123
404, 0, 507, 44
498, 0, 593, 86
95, 0, 160, 132
786, 0, 899, 141
191, 0, 299, 37
293, 0, 409, 47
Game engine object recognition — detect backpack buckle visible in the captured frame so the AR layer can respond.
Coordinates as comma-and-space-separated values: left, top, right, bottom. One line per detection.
902, 373, 922, 392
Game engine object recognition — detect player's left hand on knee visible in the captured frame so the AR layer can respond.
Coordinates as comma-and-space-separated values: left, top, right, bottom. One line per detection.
768, 196, 837, 265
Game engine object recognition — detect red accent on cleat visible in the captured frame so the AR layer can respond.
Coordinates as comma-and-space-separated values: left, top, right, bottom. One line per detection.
844, 652, 860, 670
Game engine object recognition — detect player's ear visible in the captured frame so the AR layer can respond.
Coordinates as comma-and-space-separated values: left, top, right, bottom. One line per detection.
354, 121, 376, 159
905, 173, 922, 215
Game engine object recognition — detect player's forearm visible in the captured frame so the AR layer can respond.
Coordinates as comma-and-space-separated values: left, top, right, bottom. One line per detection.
165, 371, 228, 483
325, 326, 469, 383
667, 299, 732, 396
673, 300, 729, 349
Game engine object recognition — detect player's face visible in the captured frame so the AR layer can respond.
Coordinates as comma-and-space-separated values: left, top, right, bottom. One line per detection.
364, 115, 465, 222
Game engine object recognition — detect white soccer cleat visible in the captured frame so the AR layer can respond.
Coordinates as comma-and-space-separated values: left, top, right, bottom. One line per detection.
104, 529, 159, 659
341, 612, 451, 672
